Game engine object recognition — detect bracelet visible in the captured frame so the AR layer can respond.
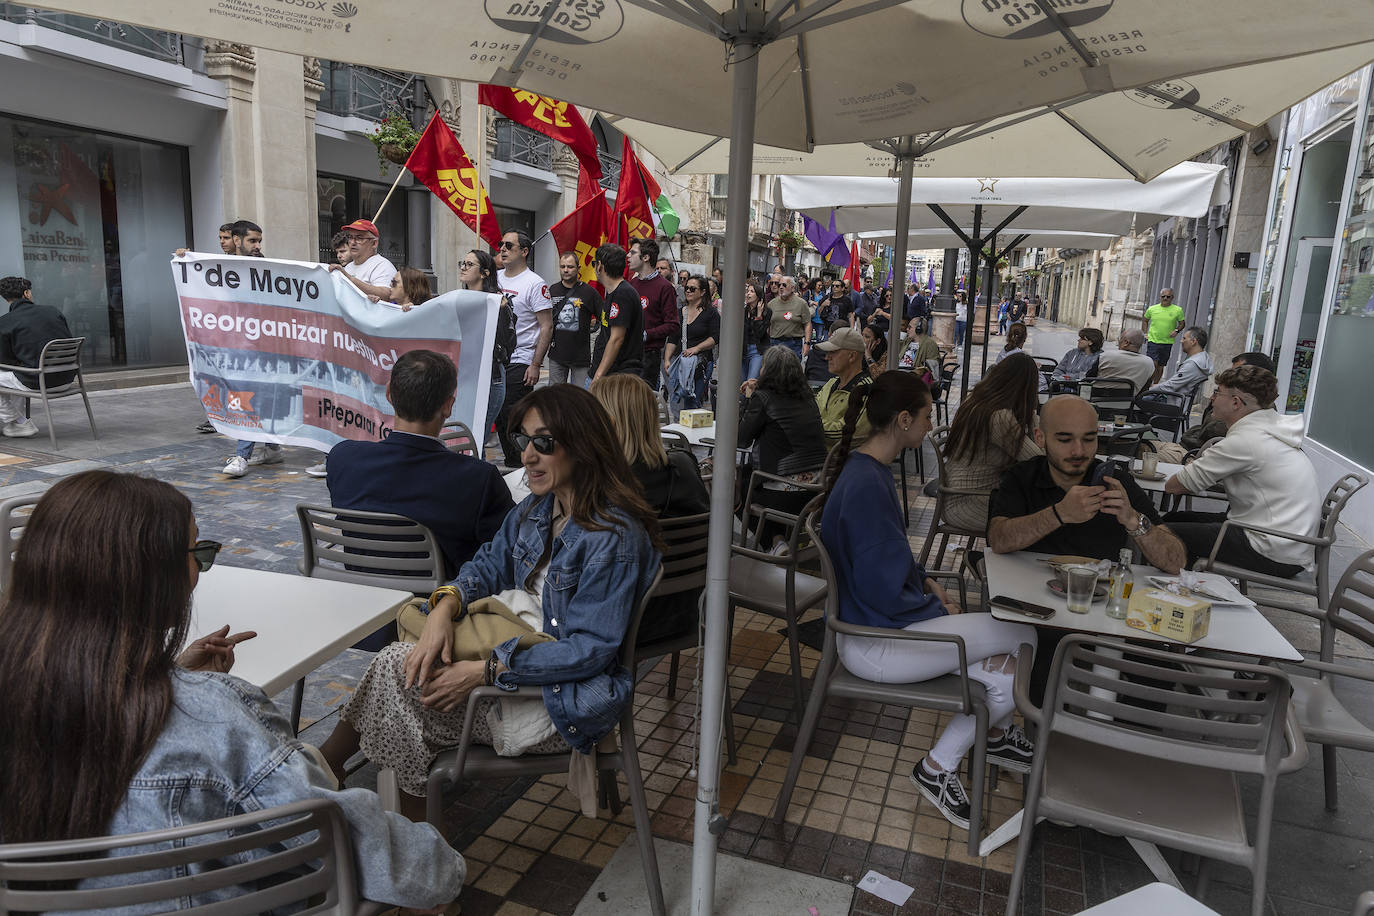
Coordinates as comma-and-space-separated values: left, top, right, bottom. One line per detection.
427, 585, 461, 614
1051, 504, 1064, 525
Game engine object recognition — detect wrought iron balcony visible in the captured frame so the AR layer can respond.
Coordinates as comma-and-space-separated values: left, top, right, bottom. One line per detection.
598, 150, 620, 191
493, 119, 553, 171
317, 61, 419, 122
0, 5, 183, 63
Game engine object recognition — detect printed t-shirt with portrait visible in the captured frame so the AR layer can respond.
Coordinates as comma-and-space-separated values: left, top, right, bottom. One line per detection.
498, 267, 553, 366
1143, 302, 1185, 345
344, 253, 397, 288
547, 280, 601, 369
767, 297, 810, 339
593, 282, 644, 374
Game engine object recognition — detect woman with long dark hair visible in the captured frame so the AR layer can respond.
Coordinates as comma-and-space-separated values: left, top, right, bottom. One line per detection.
818, 372, 1036, 831
674, 273, 720, 409
0, 471, 463, 907
994, 321, 1028, 364
321, 385, 661, 816
462, 249, 513, 442
942, 352, 1043, 531
373, 266, 433, 310
742, 281, 770, 382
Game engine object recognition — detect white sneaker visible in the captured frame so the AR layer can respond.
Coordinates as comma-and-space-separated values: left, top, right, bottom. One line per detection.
246, 445, 284, 466
305, 461, 327, 478
222, 456, 249, 477
2, 419, 38, 438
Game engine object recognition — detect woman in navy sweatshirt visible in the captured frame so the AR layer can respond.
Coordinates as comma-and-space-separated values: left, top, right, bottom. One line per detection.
818, 371, 1037, 830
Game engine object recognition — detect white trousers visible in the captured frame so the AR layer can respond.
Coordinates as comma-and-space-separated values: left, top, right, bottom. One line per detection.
0, 370, 30, 423
838, 614, 1035, 772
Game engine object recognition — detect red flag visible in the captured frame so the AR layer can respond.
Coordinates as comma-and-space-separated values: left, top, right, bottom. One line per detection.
577, 163, 601, 206
405, 112, 503, 250
479, 86, 602, 182
612, 136, 656, 249
550, 190, 612, 286
843, 241, 861, 291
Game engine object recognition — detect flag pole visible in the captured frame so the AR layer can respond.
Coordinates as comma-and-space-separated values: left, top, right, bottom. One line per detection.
475, 106, 484, 248
371, 165, 407, 223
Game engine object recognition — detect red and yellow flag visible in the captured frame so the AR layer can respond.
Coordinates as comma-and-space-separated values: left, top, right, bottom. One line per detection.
479, 86, 602, 183
843, 241, 862, 291
550, 190, 612, 286
612, 136, 657, 250
405, 112, 503, 250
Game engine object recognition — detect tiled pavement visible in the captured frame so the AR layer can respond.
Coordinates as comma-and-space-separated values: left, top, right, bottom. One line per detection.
7, 375, 1374, 915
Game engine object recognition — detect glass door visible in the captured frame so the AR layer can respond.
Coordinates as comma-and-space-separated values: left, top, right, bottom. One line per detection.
1277, 237, 1333, 411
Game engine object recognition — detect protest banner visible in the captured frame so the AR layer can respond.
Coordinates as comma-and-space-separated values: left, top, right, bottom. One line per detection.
171, 253, 498, 450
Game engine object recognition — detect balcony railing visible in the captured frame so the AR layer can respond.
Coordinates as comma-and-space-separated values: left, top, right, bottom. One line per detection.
709, 199, 729, 224
494, 119, 553, 171
1, 5, 183, 63
598, 150, 620, 191
317, 62, 419, 122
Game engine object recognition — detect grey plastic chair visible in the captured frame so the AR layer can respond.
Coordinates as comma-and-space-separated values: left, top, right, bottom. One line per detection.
1130, 389, 1193, 442
1082, 376, 1138, 418
0, 798, 389, 914
1005, 634, 1305, 916
422, 517, 707, 916
661, 428, 692, 452
0, 494, 38, 588
295, 503, 447, 733
729, 472, 827, 717
771, 509, 992, 855
1286, 546, 1374, 812
0, 337, 98, 450
918, 425, 989, 572
438, 419, 480, 457
1354, 890, 1374, 916
1192, 473, 1367, 620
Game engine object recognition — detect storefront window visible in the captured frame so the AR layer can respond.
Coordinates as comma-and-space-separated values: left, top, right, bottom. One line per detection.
1307, 84, 1374, 469
0, 115, 191, 369
316, 174, 408, 266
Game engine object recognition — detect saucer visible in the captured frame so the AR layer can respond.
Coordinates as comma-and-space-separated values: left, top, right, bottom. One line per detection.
1046, 578, 1109, 601
1131, 469, 1166, 481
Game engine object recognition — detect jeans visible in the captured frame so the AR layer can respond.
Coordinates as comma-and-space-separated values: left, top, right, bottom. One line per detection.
1161, 509, 1307, 578
838, 614, 1035, 772
496, 362, 531, 467
687, 358, 714, 409
641, 352, 663, 393
234, 440, 280, 460
485, 361, 505, 443
954, 320, 966, 347
741, 344, 762, 382
547, 360, 589, 388
771, 337, 803, 360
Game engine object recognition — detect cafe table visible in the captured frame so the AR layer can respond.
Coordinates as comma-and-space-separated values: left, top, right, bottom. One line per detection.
1124, 458, 1229, 511
188, 565, 413, 698
977, 549, 1300, 860
661, 421, 717, 448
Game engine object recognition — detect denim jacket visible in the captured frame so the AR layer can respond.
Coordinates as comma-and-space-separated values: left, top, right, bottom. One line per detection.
94, 671, 465, 911
447, 492, 660, 753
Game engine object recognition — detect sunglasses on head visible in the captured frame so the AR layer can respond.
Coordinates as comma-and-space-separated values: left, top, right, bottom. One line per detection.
188, 539, 223, 573
513, 432, 557, 455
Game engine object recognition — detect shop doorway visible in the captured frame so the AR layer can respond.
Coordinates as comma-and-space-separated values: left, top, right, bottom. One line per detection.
1277, 236, 1333, 412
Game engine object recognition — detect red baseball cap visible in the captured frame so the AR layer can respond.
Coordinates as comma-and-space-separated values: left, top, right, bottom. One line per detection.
342, 219, 379, 237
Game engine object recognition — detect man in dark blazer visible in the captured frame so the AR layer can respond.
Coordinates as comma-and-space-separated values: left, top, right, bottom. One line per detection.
327, 349, 514, 580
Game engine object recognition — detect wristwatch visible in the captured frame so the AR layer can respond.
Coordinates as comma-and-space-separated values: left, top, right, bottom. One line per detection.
1130, 514, 1152, 538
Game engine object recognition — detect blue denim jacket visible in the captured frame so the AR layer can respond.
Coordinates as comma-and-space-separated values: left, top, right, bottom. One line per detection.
93, 671, 465, 911
448, 493, 660, 753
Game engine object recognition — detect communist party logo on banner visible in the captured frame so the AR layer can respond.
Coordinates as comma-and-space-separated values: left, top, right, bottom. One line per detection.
550, 190, 611, 285
612, 136, 656, 249
405, 112, 503, 250
478, 86, 603, 183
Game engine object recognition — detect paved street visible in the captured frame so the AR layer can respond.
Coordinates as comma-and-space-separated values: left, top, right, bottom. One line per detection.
3, 330, 1372, 915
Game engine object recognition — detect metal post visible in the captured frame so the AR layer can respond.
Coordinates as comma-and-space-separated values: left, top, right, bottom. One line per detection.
691, 17, 760, 916
981, 251, 996, 376
960, 205, 983, 397
887, 142, 915, 370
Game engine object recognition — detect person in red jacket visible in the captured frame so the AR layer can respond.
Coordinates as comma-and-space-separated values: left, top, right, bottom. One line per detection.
627, 237, 680, 393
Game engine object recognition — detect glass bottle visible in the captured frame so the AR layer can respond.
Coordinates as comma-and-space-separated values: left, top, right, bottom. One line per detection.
1106, 548, 1134, 619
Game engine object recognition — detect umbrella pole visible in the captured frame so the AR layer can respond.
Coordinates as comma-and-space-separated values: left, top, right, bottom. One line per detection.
886, 142, 914, 371
960, 205, 983, 397
981, 253, 996, 376
692, 23, 760, 916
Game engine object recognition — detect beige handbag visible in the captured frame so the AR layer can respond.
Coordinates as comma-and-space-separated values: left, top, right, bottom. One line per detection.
396, 596, 554, 659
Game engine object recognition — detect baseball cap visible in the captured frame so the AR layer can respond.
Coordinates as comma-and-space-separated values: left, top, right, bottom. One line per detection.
342, 219, 379, 237
818, 327, 866, 353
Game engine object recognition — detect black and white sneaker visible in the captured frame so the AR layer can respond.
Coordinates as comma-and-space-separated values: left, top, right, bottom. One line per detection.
911, 760, 971, 831
986, 724, 1035, 774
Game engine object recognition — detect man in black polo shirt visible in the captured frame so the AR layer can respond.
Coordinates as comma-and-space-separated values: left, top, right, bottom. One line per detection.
591, 244, 644, 380
988, 395, 1186, 701
0, 276, 73, 438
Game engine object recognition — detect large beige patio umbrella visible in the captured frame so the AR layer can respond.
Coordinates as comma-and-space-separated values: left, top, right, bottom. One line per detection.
32, 1, 1374, 912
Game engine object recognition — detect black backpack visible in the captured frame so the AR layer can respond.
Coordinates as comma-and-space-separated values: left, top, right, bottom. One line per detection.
494, 294, 517, 366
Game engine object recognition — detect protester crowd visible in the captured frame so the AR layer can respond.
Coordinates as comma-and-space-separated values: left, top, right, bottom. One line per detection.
0, 217, 1330, 912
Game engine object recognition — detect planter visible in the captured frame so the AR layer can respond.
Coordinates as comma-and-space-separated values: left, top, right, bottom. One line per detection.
379, 144, 411, 165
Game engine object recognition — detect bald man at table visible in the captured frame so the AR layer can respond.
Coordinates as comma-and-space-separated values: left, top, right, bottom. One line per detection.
987, 396, 1187, 703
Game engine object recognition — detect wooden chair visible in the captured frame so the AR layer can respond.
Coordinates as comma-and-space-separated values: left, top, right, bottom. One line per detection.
438, 420, 480, 457
0, 798, 392, 915
0, 337, 98, 449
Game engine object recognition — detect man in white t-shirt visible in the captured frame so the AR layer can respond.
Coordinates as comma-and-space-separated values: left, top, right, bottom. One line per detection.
330, 219, 396, 301
495, 229, 554, 467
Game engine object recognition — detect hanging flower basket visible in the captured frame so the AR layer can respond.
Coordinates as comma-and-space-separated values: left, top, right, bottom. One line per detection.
369, 113, 421, 175
379, 144, 410, 165
776, 228, 806, 250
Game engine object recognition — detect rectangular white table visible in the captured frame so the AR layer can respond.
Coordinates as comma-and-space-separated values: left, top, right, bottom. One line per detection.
188, 566, 413, 697
984, 549, 1300, 661
661, 421, 716, 447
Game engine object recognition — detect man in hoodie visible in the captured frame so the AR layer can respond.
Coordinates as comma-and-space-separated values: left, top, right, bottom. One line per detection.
1162, 365, 1319, 578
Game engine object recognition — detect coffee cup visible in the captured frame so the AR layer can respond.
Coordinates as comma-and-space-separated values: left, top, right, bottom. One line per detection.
1141, 450, 1159, 476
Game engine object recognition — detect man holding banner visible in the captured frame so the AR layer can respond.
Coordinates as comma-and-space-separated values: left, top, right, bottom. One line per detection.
331, 219, 397, 302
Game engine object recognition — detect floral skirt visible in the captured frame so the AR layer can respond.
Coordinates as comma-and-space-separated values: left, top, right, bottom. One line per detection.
340, 642, 569, 796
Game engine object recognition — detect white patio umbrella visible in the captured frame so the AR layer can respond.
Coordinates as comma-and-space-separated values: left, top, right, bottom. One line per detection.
858, 228, 1118, 251
33, 1, 1374, 912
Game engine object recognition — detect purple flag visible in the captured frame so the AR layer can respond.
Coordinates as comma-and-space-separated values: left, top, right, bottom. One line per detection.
802, 210, 850, 268
928, 267, 937, 291
885, 262, 892, 288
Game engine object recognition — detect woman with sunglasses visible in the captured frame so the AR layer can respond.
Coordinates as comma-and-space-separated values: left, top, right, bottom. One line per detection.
0, 471, 464, 908
672, 274, 719, 410
320, 385, 661, 819
461, 249, 514, 443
